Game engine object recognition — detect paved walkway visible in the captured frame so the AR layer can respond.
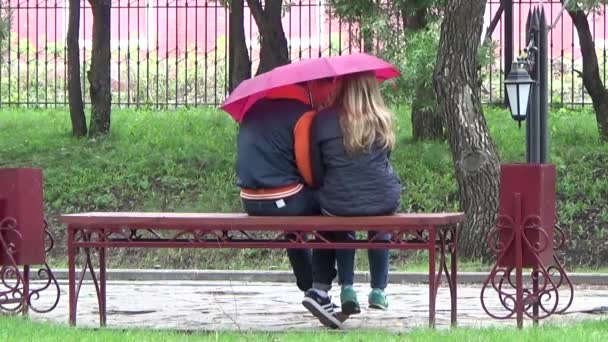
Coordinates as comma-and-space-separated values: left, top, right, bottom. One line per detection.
29, 281, 608, 331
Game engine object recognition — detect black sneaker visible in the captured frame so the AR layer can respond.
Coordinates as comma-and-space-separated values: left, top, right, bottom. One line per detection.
302, 290, 343, 329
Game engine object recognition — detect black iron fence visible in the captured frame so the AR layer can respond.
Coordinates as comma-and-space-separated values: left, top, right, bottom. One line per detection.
484, 0, 608, 108
0, 0, 606, 108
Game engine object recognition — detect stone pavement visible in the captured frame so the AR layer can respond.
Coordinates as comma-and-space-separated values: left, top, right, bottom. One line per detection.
27, 280, 608, 331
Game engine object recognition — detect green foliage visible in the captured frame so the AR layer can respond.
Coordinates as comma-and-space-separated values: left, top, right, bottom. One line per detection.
327, 1, 415, 105
566, 0, 608, 12
0, 1, 11, 64
383, 22, 440, 107
0, 35, 227, 107
327, 0, 379, 21
0, 40, 59, 107
1, 106, 607, 270
383, 20, 495, 109
112, 47, 227, 108
2, 316, 608, 341
326, 0, 493, 110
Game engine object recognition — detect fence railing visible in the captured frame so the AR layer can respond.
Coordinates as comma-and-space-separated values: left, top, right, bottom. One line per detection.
0, 0, 605, 108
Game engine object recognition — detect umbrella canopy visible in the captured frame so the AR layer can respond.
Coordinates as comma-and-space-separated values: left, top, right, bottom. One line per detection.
220, 53, 400, 122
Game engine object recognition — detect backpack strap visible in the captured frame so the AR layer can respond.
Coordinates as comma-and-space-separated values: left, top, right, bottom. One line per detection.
294, 110, 318, 187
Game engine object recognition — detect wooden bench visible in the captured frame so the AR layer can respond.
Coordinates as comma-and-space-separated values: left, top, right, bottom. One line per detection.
61, 212, 464, 329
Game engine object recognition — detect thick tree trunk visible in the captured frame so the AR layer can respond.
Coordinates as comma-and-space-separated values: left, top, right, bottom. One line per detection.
87, 0, 111, 136
567, 8, 608, 142
228, 0, 251, 92
433, 0, 501, 259
247, 0, 289, 75
411, 84, 443, 141
67, 0, 87, 136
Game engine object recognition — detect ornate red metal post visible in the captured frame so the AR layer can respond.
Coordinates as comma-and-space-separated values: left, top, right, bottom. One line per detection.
0, 168, 60, 315
22, 264, 29, 315
513, 193, 524, 329
481, 4, 574, 328
0, 168, 46, 266
481, 164, 574, 327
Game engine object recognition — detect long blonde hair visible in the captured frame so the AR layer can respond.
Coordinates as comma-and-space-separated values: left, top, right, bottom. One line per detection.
335, 72, 395, 155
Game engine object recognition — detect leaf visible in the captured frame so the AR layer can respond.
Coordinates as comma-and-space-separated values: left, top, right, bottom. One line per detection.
139, 179, 150, 190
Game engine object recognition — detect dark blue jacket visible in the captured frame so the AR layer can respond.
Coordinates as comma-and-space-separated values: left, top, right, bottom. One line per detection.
310, 107, 402, 216
236, 98, 312, 189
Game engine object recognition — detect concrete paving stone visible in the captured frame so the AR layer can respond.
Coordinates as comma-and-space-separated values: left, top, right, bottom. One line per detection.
24, 280, 608, 331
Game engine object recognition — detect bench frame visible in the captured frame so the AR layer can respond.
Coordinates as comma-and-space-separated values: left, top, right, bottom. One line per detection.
61, 212, 464, 329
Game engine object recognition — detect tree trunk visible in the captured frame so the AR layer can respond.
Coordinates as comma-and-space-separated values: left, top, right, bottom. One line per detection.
247, 0, 289, 75
87, 0, 111, 136
433, 0, 501, 259
228, 0, 251, 92
567, 7, 608, 142
403, 7, 427, 31
404, 7, 443, 141
362, 25, 374, 53
411, 83, 443, 141
67, 0, 87, 136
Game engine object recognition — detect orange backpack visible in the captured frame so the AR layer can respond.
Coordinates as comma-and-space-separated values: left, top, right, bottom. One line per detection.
293, 110, 319, 188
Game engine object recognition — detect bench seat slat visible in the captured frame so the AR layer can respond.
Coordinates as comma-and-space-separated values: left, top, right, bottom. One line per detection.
60, 212, 465, 228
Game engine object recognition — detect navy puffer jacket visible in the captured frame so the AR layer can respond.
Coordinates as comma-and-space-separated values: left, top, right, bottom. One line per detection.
236, 98, 312, 189
310, 107, 402, 216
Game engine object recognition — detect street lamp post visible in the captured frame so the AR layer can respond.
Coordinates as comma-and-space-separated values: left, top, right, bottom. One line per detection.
480, 5, 574, 329
503, 4, 549, 164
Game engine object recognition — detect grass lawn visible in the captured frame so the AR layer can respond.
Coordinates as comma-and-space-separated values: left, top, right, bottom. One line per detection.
1, 106, 607, 270
1, 316, 608, 341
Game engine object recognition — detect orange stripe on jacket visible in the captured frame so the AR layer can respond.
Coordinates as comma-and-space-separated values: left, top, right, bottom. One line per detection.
240, 183, 304, 200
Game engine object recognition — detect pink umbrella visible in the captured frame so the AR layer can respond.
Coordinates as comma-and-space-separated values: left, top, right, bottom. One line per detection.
220, 53, 400, 122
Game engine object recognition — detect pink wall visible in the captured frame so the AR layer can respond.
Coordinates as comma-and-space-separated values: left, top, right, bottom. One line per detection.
6, 1, 607, 62
8, 0, 66, 50
6, 0, 358, 60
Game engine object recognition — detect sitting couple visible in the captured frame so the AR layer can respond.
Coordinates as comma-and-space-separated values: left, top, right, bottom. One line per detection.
236, 72, 401, 328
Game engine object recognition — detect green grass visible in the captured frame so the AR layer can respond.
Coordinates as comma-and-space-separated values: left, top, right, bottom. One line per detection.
1, 106, 607, 270
1, 316, 608, 341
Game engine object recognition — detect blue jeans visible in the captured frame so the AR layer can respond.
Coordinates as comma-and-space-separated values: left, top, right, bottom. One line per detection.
312, 230, 390, 291
241, 187, 322, 292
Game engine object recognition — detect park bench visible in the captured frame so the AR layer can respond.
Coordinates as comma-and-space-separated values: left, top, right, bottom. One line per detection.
60, 212, 464, 329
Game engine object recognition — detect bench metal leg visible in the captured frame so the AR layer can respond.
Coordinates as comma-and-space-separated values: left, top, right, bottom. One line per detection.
428, 228, 437, 329
68, 227, 76, 326
450, 225, 458, 327
99, 245, 107, 327
435, 225, 459, 328
82, 246, 102, 327
69, 228, 105, 327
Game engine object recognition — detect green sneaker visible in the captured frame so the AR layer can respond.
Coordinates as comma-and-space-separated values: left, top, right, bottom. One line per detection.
368, 289, 389, 310
340, 286, 361, 315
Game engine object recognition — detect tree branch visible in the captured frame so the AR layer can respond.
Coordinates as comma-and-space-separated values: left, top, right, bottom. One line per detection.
482, 4, 503, 46
246, 0, 265, 25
